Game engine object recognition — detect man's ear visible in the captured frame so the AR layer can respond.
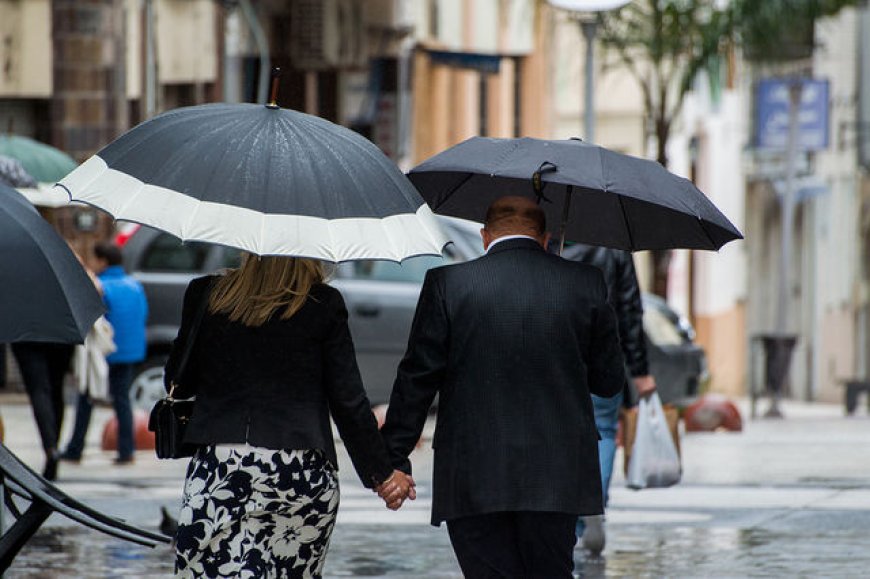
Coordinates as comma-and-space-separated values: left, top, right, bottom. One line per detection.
481, 228, 492, 250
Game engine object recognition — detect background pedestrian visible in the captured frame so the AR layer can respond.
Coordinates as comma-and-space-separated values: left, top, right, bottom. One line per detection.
558, 242, 657, 555
61, 242, 148, 465
10, 341, 73, 480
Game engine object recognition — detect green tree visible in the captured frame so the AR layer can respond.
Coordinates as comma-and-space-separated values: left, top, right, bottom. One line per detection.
732, 0, 862, 62
596, 0, 729, 297
597, 0, 861, 297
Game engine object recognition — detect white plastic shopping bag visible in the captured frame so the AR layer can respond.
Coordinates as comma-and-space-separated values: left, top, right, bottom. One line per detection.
626, 392, 681, 489
73, 316, 116, 402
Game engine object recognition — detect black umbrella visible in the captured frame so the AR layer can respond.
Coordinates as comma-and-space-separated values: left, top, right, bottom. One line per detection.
56, 103, 448, 262
408, 136, 743, 252
0, 184, 105, 343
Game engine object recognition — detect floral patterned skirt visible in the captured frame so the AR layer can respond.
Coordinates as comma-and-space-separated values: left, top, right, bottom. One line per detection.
174, 445, 339, 578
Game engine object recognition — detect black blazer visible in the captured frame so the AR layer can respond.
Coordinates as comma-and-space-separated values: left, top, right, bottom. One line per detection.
164, 275, 392, 489
380, 238, 625, 525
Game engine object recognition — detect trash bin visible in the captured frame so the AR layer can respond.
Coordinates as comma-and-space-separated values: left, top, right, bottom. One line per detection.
750, 333, 797, 418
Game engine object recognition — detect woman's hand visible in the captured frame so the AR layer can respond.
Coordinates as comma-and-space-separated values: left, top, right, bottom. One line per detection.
375, 470, 416, 510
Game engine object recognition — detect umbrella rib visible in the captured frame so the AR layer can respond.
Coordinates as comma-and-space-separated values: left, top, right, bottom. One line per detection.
616, 194, 636, 251
430, 172, 477, 212
179, 197, 205, 243
418, 213, 449, 259
698, 218, 721, 251
113, 178, 148, 220
56, 158, 110, 204
257, 212, 267, 256
379, 215, 401, 263
326, 217, 337, 262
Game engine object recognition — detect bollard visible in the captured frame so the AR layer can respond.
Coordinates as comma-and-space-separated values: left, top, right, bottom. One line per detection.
684, 394, 742, 432
101, 409, 155, 451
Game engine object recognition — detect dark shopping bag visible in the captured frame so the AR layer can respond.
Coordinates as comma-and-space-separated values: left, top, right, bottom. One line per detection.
624, 392, 682, 489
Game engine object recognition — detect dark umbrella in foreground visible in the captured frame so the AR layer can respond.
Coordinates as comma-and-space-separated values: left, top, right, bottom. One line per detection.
0, 184, 105, 343
56, 102, 448, 262
408, 136, 743, 252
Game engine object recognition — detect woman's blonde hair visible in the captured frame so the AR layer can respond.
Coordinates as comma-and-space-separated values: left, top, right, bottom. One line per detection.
209, 254, 325, 326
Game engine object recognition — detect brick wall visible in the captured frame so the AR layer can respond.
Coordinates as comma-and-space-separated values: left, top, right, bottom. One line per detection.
51, 0, 128, 162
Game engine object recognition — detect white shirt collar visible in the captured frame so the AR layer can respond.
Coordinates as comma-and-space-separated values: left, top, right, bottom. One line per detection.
485, 234, 539, 254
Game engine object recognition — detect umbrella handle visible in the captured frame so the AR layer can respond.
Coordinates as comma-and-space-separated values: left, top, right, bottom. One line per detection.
532, 161, 557, 204
558, 185, 573, 256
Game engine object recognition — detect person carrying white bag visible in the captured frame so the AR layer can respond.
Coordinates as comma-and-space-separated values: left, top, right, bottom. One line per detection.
626, 392, 681, 489
73, 315, 117, 403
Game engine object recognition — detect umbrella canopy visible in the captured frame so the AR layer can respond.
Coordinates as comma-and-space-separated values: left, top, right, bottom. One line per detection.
0, 155, 38, 188
408, 136, 743, 252
0, 135, 78, 183
0, 184, 105, 343
56, 103, 449, 262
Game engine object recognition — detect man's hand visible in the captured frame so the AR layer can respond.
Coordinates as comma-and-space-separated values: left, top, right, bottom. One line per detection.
633, 375, 657, 398
375, 470, 416, 510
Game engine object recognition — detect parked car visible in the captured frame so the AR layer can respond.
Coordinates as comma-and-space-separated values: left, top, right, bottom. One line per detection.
121, 221, 708, 408
640, 293, 709, 405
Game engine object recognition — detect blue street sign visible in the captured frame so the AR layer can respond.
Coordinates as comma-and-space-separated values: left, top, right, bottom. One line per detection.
755, 78, 830, 151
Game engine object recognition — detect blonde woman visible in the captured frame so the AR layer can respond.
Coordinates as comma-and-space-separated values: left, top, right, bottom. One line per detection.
164, 255, 413, 577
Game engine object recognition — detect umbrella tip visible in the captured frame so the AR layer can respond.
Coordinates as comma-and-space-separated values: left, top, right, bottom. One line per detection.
266, 67, 282, 110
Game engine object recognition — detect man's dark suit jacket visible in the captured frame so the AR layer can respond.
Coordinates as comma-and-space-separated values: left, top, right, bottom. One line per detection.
380, 238, 626, 525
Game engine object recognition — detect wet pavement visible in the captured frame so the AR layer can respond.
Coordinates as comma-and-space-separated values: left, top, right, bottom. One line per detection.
2, 394, 870, 577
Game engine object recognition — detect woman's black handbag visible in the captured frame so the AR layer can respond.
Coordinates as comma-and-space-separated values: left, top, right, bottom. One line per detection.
148, 286, 211, 459
149, 384, 197, 459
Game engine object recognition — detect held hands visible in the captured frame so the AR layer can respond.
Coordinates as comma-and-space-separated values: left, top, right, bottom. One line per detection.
633, 375, 657, 398
375, 470, 416, 510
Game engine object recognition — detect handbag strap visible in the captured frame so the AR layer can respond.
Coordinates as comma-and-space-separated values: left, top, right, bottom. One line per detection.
169, 280, 214, 397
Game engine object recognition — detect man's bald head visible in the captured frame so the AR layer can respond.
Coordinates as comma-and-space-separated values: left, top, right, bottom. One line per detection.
481, 196, 550, 250
484, 196, 546, 237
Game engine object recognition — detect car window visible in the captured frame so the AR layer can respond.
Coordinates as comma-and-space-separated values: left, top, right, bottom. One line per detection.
141, 234, 210, 272
220, 247, 243, 269
643, 305, 686, 346
450, 224, 485, 257
340, 246, 461, 283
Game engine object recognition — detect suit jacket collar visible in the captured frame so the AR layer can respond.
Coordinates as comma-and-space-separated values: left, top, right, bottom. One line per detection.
485, 237, 546, 256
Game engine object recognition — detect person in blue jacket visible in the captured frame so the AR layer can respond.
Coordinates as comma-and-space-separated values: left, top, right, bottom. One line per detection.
61, 242, 148, 464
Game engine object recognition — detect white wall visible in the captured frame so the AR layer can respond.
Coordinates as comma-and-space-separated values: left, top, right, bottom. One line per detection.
690, 91, 748, 317
806, 8, 860, 400
0, 0, 52, 97
550, 10, 645, 153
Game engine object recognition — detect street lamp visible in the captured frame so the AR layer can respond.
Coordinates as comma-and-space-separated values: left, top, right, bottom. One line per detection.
548, 0, 631, 143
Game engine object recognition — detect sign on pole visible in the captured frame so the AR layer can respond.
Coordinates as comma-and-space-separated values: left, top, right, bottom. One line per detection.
755, 78, 830, 151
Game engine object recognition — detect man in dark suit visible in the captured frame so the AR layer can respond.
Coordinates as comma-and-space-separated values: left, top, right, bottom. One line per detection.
379, 196, 626, 577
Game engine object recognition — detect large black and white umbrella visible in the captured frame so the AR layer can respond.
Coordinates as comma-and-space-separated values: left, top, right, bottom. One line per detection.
0, 184, 104, 343
409, 136, 742, 252
56, 103, 448, 262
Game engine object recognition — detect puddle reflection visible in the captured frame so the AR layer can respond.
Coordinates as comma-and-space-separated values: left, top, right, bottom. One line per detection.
8, 521, 869, 577
7, 528, 173, 578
